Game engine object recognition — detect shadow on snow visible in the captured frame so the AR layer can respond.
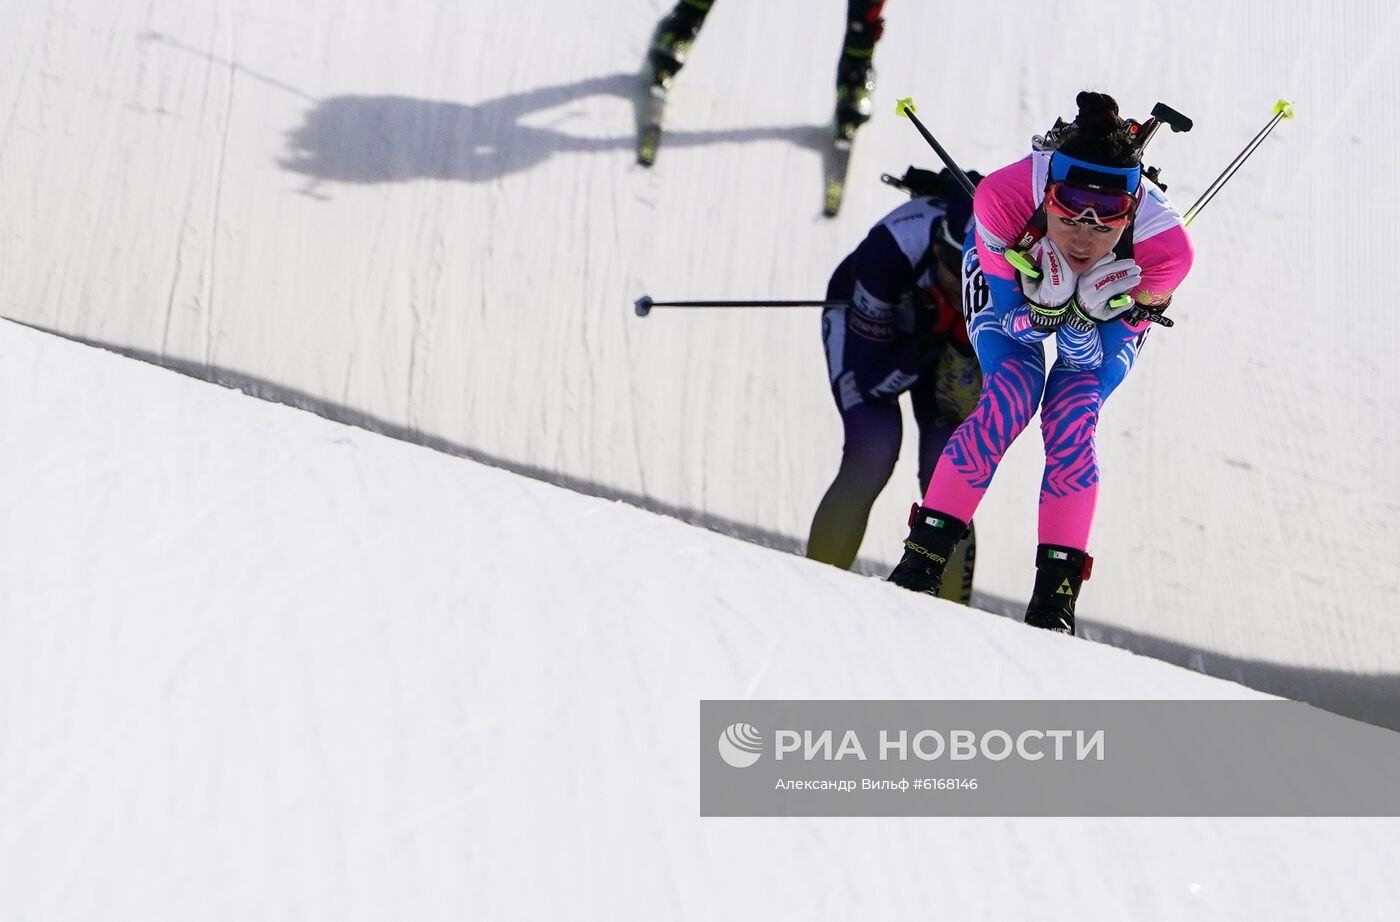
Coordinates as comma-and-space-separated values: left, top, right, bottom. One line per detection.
278, 73, 830, 186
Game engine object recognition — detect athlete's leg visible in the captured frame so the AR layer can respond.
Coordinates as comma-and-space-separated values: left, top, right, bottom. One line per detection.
807, 394, 903, 569
648, 0, 715, 78
1037, 322, 1148, 548
921, 323, 1046, 524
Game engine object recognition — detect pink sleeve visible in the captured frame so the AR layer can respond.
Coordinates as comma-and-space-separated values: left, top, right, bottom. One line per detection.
1133, 224, 1195, 306
973, 157, 1037, 281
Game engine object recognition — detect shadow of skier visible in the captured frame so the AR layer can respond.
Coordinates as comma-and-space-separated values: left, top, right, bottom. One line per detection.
279, 72, 830, 186
138, 32, 831, 189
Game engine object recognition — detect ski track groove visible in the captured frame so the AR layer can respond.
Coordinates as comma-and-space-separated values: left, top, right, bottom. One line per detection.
202, 13, 236, 369
0, 10, 40, 152
159, 15, 219, 356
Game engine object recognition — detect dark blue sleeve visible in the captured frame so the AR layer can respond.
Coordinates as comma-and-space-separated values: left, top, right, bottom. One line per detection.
850, 224, 917, 306
840, 224, 930, 400
985, 272, 1022, 316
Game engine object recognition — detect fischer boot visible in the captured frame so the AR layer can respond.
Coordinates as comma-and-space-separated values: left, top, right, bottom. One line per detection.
888, 505, 968, 596
1023, 544, 1093, 635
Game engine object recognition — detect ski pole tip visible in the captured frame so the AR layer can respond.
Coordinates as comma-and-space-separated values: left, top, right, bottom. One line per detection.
895, 97, 916, 118
634, 294, 654, 317
1274, 99, 1296, 120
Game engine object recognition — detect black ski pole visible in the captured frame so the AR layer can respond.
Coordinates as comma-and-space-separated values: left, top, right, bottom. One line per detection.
1183, 100, 1295, 226
894, 98, 978, 199
633, 295, 846, 317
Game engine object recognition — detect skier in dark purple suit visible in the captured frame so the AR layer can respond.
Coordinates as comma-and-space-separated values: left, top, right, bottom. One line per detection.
807, 169, 985, 602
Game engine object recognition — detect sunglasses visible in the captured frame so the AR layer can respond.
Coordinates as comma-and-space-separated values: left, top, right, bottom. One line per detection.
1045, 181, 1137, 229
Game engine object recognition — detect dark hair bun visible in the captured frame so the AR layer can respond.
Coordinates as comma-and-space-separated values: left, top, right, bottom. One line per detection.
1057, 89, 1139, 169
1075, 91, 1122, 133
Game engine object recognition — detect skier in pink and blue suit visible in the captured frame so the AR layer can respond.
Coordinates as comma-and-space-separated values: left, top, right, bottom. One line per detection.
887, 91, 1195, 635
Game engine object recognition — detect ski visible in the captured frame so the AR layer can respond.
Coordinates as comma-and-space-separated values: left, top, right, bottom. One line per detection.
637, 73, 670, 167
638, 2, 706, 166
823, 121, 858, 217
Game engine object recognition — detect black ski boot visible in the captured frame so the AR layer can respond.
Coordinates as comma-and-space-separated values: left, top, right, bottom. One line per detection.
887, 505, 968, 596
834, 2, 884, 131
647, 0, 712, 82
1023, 544, 1093, 635
835, 54, 876, 132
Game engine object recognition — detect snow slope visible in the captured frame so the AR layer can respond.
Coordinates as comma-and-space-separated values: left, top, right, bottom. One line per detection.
1, 4, 1396, 717
3, 320, 1399, 920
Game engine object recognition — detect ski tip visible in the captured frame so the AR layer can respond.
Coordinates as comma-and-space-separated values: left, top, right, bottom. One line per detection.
637, 128, 661, 166
823, 183, 844, 217
1274, 99, 1296, 120
895, 97, 916, 118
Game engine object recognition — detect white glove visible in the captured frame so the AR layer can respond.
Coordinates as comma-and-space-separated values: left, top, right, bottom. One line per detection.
1076, 256, 1142, 322
1022, 239, 1078, 307
1020, 239, 1078, 332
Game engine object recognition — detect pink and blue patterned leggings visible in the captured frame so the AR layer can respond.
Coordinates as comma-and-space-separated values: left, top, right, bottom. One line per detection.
922, 312, 1147, 550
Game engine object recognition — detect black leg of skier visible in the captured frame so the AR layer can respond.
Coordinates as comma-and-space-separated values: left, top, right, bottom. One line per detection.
835, 0, 885, 133
825, 0, 886, 215
647, 0, 713, 83
638, 0, 714, 166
